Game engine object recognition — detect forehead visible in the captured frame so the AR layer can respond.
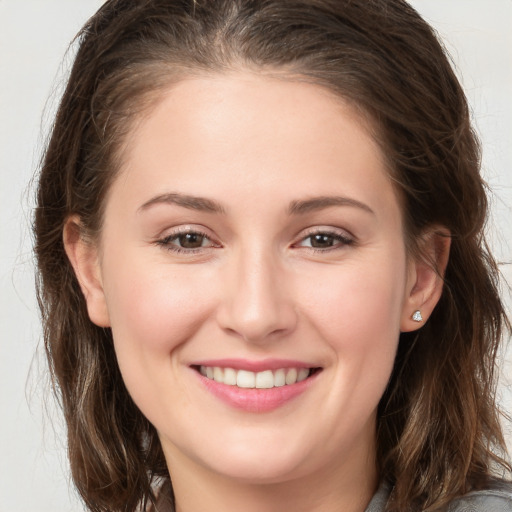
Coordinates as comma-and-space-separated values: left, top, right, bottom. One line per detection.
108, 71, 400, 223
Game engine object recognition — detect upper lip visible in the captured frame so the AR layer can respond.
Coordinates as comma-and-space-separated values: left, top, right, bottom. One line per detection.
190, 358, 319, 372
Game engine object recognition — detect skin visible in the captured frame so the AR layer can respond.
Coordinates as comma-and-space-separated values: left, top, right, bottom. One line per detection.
65, 72, 448, 512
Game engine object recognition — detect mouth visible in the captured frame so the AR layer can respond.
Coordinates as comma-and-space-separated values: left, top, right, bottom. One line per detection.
192, 365, 322, 389
190, 359, 323, 412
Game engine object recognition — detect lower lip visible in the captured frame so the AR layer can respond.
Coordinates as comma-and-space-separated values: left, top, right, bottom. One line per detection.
194, 370, 319, 413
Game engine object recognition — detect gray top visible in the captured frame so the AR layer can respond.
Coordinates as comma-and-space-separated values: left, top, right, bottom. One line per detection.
365, 480, 512, 511
151, 479, 512, 511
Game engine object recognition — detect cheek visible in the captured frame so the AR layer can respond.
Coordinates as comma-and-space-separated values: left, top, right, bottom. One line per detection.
298, 252, 406, 367
100, 254, 219, 425
102, 252, 217, 356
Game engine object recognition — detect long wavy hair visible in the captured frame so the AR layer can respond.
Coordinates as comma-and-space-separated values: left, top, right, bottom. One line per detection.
34, 0, 511, 510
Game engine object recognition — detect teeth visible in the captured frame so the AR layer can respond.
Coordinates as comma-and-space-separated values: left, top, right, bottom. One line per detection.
223, 367, 237, 385
255, 370, 274, 389
213, 367, 224, 382
285, 368, 297, 385
199, 366, 312, 388
297, 368, 309, 382
274, 368, 286, 387
237, 370, 255, 388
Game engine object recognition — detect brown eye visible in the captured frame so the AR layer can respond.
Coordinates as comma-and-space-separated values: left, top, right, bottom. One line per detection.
296, 230, 354, 251
157, 230, 216, 253
309, 234, 336, 248
177, 232, 206, 248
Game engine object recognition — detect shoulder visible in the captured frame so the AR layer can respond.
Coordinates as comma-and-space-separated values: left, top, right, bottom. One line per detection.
447, 480, 512, 512
367, 480, 512, 512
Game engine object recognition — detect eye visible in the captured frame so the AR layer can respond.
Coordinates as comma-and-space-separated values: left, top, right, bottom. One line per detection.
295, 230, 354, 251
304, 233, 338, 249
173, 232, 209, 249
156, 229, 219, 253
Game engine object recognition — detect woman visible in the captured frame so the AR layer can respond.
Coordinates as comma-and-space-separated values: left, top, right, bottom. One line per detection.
34, 0, 511, 510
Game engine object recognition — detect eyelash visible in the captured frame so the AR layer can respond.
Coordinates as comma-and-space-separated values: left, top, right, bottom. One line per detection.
293, 229, 355, 252
156, 229, 219, 254
155, 228, 355, 255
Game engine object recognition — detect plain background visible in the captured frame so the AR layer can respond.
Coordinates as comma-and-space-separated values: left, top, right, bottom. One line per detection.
1, 1, 511, 510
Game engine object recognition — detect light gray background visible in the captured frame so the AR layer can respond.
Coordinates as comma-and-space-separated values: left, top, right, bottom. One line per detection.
0, 1, 511, 510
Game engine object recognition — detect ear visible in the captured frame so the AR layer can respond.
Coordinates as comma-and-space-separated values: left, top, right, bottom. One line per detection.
63, 216, 111, 327
400, 227, 451, 332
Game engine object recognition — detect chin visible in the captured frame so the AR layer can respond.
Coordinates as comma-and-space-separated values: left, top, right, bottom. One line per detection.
169, 430, 314, 485
208, 455, 307, 485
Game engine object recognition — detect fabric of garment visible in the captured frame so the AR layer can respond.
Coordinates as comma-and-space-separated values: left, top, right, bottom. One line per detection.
149, 479, 512, 511
366, 480, 512, 512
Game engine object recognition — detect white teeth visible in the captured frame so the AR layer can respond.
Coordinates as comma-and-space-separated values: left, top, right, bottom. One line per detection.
237, 370, 255, 388
297, 368, 309, 382
213, 367, 224, 382
223, 367, 237, 386
255, 370, 274, 389
274, 368, 286, 387
199, 365, 312, 388
285, 368, 297, 385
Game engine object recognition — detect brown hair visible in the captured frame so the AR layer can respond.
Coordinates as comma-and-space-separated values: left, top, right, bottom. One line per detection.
34, 1, 510, 510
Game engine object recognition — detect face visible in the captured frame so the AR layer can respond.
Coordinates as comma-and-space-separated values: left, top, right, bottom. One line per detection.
81, 73, 420, 485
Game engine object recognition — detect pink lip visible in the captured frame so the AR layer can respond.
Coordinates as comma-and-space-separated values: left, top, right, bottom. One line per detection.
190, 361, 321, 413
191, 358, 315, 372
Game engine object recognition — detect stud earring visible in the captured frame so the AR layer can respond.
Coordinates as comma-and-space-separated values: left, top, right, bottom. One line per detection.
412, 310, 423, 322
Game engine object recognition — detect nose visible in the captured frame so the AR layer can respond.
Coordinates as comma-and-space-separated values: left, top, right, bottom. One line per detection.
216, 247, 297, 344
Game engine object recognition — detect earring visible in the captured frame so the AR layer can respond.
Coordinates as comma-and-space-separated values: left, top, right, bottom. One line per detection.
412, 310, 423, 322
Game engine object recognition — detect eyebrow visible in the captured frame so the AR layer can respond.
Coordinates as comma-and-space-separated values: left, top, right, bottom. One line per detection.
138, 192, 226, 214
288, 196, 375, 216
138, 192, 374, 217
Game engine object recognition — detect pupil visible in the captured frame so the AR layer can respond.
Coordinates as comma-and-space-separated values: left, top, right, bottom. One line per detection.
179, 233, 203, 248
311, 234, 333, 248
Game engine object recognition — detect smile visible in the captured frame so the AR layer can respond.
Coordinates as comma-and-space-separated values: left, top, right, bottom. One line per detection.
198, 366, 312, 389
192, 362, 322, 412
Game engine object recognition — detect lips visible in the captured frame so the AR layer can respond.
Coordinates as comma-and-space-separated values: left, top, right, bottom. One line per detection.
191, 359, 321, 412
